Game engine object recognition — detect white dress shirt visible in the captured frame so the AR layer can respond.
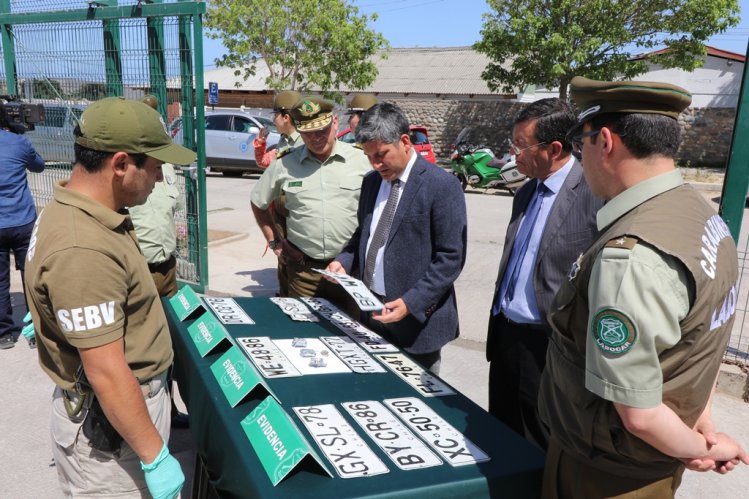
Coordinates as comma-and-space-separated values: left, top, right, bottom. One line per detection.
365, 150, 418, 295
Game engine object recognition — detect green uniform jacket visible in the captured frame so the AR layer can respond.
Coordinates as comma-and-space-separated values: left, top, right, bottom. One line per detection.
539, 176, 738, 480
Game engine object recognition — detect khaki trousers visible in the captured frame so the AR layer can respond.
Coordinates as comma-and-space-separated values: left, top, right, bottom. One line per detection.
149, 255, 177, 298
50, 374, 171, 497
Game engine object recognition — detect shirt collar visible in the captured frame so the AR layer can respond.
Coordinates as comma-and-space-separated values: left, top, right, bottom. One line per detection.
396, 150, 418, 184
597, 169, 684, 230
53, 181, 129, 230
540, 155, 574, 194
285, 130, 301, 144
300, 139, 346, 164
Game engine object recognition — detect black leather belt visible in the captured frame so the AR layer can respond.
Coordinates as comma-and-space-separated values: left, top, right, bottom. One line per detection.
148, 254, 176, 273
499, 312, 549, 332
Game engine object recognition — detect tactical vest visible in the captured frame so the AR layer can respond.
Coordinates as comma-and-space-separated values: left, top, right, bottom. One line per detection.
538, 184, 738, 480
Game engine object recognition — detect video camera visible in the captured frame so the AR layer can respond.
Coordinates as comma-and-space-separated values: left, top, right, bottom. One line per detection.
0, 95, 45, 134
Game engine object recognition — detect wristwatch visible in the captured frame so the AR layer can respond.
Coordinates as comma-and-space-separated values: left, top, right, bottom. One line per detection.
269, 238, 282, 251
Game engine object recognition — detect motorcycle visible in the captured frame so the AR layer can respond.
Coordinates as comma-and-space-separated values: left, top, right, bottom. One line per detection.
449, 127, 527, 195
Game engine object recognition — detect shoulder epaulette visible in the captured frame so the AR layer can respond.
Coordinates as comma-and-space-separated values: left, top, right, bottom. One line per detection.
276, 147, 293, 159
605, 236, 639, 250
353, 143, 363, 150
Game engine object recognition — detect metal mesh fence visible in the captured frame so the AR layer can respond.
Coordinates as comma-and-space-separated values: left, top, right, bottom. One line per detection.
726, 227, 749, 366
2, 4, 204, 286
8, 1, 187, 13
25, 164, 198, 283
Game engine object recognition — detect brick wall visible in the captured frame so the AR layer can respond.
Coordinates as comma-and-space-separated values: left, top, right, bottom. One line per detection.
393, 98, 736, 167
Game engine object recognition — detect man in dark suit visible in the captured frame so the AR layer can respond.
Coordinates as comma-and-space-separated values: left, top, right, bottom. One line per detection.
487, 98, 604, 449
328, 103, 467, 373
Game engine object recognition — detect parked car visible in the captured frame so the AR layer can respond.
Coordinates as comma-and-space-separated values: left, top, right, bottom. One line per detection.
26, 102, 87, 163
337, 125, 437, 164
173, 109, 280, 176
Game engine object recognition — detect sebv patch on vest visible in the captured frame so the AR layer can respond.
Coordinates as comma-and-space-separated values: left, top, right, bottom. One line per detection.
591, 309, 637, 355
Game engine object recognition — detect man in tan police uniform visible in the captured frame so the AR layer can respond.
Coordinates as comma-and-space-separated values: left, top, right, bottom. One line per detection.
538, 78, 749, 498
250, 96, 371, 298
25, 97, 196, 498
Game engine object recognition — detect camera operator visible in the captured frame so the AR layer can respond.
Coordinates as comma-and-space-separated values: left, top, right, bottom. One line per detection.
0, 104, 44, 349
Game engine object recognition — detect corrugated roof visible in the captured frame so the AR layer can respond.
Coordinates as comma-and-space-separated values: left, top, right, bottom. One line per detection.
345, 47, 510, 95
202, 46, 517, 96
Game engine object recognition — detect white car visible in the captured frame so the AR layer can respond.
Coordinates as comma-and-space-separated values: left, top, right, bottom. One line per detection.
174, 110, 280, 176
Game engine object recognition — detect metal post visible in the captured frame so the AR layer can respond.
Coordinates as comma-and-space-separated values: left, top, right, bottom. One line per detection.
719, 37, 749, 240
146, 0, 167, 118
103, 1, 124, 97
192, 6, 209, 292
0, 0, 16, 96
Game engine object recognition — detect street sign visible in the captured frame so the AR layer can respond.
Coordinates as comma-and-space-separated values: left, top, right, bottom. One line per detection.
208, 81, 219, 105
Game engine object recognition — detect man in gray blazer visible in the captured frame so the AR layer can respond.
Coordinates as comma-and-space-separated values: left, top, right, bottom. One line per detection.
329, 103, 467, 373
487, 98, 604, 449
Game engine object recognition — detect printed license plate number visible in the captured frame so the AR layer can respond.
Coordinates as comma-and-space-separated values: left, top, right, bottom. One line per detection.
293, 404, 389, 478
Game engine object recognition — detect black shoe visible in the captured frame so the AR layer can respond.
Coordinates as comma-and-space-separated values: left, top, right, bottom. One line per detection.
0, 333, 15, 350
171, 411, 190, 429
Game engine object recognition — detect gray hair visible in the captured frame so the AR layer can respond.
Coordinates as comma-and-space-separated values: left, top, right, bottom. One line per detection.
354, 102, 410, 145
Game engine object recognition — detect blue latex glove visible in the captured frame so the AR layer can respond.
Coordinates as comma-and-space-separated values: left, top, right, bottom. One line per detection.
21, 312, 35, 340
140, 441, 184, 499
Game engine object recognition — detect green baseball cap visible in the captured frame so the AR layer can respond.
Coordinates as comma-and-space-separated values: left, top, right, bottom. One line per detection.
75, 97, 197, 165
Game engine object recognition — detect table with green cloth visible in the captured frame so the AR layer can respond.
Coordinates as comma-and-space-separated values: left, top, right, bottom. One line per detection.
165, 297, 544, 498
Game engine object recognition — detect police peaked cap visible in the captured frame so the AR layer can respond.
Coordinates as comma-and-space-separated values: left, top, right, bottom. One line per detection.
568, 77, 692, 136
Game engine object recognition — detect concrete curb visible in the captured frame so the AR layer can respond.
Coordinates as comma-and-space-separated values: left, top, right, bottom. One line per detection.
688, 182, 723, 192
207, 232, 248, 247
718, 364, 749, 401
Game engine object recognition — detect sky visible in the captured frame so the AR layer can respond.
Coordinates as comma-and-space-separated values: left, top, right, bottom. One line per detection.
202, 0, 749, 69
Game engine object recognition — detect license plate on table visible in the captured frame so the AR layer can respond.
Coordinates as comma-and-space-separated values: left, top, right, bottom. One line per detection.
237, 336, 301, 378
202, 297, 255, 324
374, 353, 455, 397
293, 404, 389, 478
320, 336, 386, 373
269, 297, 319, 322
301, 298, 399, 353
341, 400, 442, 470
383, 397, 490, 466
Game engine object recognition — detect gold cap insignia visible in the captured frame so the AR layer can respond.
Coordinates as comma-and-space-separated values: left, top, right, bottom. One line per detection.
299, 100, 320, 117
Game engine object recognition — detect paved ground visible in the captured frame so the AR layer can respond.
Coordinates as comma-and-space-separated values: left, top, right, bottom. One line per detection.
2, 172, 748, 497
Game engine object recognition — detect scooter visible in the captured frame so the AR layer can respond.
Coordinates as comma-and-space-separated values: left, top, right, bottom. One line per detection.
449, 127, 527, 195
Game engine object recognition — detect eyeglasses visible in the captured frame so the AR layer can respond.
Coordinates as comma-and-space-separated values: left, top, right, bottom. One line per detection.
570, 130, 601, 153
509, 141, 547, 155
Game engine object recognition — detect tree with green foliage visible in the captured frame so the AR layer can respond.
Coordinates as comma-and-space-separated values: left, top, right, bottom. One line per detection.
76, 83, 107, 101
205, 0, 388, 99
475, 0, 740, 100
31, 79, 64, 100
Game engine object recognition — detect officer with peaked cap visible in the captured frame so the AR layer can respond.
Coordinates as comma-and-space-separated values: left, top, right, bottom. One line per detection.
250, 96, 370, 298
538, 77, 748, 497
254, 89, 303, 169
25, 97, 195, 498
346, 93, 378, 132
253, 90, 305, 295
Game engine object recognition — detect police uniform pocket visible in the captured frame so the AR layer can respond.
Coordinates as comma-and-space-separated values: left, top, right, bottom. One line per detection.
339, 177, 363, 191
51, 387, 84, 450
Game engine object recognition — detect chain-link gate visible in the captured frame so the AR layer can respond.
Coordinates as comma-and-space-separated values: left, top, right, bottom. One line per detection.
0, 0, 209, 291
